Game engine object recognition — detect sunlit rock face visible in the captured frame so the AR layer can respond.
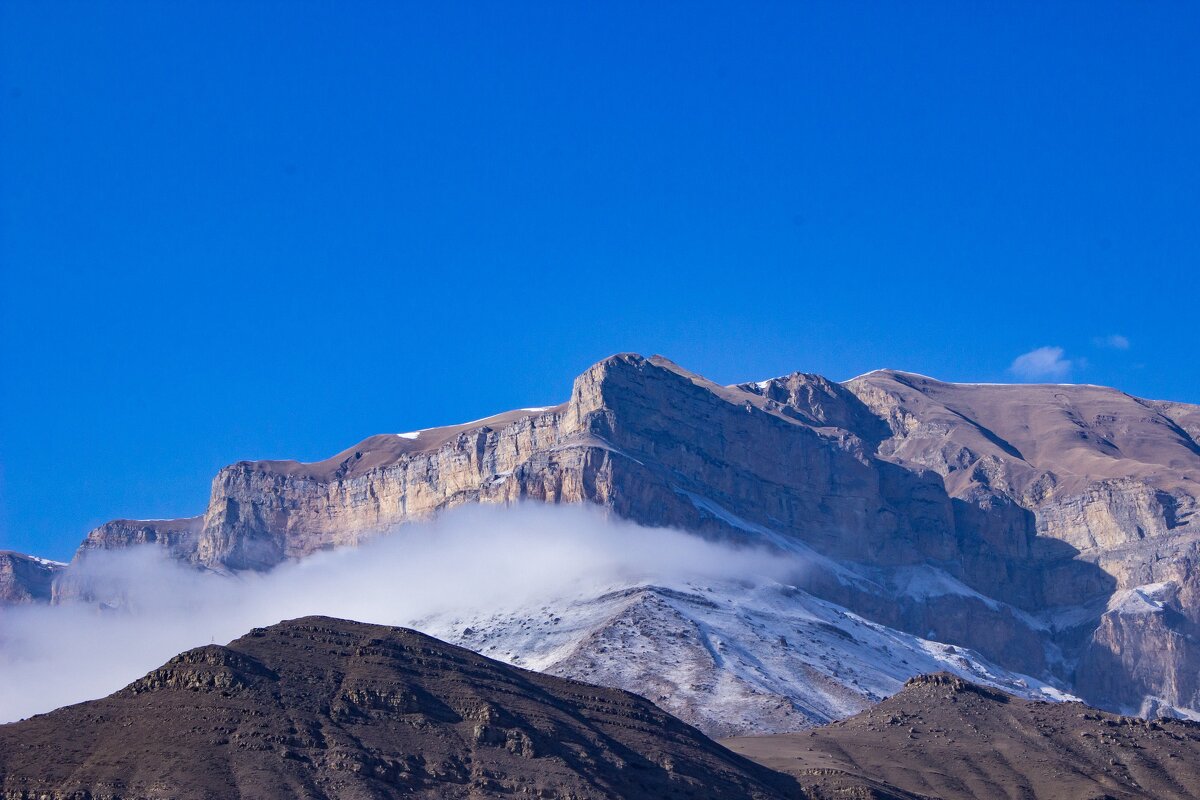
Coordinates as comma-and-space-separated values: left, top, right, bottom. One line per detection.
40, 353, 1200, 722
189, 356, 992, 572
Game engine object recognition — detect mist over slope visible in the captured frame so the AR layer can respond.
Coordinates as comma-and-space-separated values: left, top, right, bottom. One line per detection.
0, 505, 1059, 732
0, 506, 779, 722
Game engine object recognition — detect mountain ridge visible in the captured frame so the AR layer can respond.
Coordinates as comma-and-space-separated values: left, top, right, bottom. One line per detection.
725, 670, 1200, 800
8, 353, 1200, 725
0, 616, 799, 800
6, 617, 1197, 800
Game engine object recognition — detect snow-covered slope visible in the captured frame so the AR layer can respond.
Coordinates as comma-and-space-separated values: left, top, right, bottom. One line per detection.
416, 574, 1070, 737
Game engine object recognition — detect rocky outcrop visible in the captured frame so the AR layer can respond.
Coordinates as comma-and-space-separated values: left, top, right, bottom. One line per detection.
0, 551, 63, 604
74, 516, 204, 558
725, 672, 1200, 800
39, 354, 1200, 722
70, 355, 986, 573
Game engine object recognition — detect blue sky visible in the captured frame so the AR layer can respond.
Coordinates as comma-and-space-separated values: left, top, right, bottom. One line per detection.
1, 2, 1198, 559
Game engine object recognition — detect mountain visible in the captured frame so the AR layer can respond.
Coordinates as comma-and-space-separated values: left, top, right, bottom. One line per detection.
19, 353, 1200, 725
0, 616, 798, 800
409, 575, 1064, 738
842, 370, 1200, 718
725, 672, 1200, 800
7, 620, 1196, 800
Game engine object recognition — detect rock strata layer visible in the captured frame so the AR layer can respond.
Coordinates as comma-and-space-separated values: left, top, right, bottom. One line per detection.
0, 551, 62, 604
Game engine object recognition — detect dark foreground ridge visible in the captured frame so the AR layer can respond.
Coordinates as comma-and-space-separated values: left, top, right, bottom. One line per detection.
725, 672, 1200, 800
0, 616, 798, 800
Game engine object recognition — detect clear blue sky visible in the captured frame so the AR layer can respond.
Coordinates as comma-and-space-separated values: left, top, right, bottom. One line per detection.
2, 2, 1198, 559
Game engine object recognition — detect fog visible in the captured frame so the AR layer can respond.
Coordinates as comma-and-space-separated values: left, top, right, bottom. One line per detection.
0, 504, 795, 723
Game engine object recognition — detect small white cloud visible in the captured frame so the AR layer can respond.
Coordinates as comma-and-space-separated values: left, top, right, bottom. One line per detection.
1009, 346, 1074, 382
1093, 334, 1130, 350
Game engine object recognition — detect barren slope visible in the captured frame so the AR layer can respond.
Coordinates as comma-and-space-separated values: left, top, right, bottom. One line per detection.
725, 673, 1200, 800
0, 616, 798, 800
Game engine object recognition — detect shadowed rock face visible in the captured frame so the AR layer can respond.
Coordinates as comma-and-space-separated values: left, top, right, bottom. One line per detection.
0, 552, 62, 604
725, 672, 1200, 800
32, 354, 1200, 720
841, 371, 1200, 717
0, 616, 798, 800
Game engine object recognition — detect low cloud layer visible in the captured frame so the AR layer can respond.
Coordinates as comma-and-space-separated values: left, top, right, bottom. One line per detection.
1009, 345, 1074, 381
0, 505, 795, 723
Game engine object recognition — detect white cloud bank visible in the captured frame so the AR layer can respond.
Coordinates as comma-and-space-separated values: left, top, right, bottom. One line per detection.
0, 505, 795, 724
1009, 346, 1074, 381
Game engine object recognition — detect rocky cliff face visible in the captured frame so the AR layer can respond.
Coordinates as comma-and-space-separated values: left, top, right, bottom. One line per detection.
840, 370, 1200, 717
0, 551, 63, 604
32, 354, 1200, 722
184, 356, 1012, 572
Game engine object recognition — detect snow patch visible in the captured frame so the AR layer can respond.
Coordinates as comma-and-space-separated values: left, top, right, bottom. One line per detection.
421, 575, 1070, 735
27, 555, 67, 568
889, 565, 1000, 610
1037, 685, 1080, 702
676, 489, 776, 539
1108, 582, 1175, 615
842, 369, 1102, 389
